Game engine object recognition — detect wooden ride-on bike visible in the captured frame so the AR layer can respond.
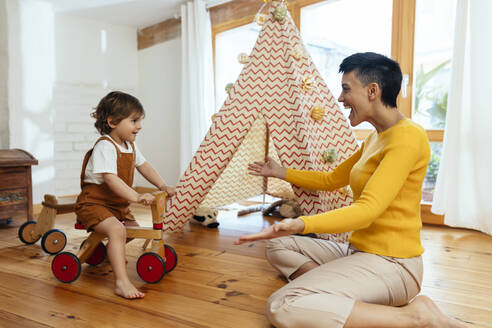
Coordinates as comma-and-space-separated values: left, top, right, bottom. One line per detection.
51, 191, 177, 284
17, 194, 70, 255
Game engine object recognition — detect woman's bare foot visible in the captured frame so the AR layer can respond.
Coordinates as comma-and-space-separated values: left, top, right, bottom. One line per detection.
114, 279, 145, 299
405, 295, 466, 328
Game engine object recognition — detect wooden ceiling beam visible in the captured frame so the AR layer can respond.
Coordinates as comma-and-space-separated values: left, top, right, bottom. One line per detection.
138, 0, 302, 50
138, 17, 181, 50
210, 0, 264, 27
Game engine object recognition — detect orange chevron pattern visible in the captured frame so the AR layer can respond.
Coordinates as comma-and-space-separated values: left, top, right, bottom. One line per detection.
164, 3, 358, 244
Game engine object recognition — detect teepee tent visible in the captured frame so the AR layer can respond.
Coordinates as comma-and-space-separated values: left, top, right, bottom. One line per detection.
164, 1, 358, 243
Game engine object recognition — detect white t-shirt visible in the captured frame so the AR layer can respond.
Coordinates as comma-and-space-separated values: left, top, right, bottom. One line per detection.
83, 135, 146, 184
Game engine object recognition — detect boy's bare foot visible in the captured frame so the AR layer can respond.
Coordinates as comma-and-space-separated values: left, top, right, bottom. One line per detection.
115, 279, 145, 299
406, 295, 466, 328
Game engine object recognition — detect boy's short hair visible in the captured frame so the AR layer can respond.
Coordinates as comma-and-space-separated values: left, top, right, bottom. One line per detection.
339, 52, 402, 108
92, 91, 145, 135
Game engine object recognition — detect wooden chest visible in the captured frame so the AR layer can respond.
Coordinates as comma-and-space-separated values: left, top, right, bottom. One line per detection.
0, 149, 38, 222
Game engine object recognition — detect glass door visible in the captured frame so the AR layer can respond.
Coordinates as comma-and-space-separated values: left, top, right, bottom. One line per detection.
412, 0, 456, 202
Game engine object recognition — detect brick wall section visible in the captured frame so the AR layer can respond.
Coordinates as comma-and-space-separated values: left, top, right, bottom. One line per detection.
53, 82, 135, 196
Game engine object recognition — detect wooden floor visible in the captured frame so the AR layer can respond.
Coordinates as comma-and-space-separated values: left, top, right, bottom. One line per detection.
0, 203, 491, 327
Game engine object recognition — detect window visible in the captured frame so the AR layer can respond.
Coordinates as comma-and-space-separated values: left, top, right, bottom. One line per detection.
301, 0, 393, 130
422, 142, 442, 202
214, 22, 260, 111
212, 0, 456, 221
412, 0, 456, 130
413, 0, 456, 202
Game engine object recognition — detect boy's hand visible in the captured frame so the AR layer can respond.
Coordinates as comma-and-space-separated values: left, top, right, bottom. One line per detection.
159, 184, 176, 196
164, 186, 176, 196
137, 193, 155, 205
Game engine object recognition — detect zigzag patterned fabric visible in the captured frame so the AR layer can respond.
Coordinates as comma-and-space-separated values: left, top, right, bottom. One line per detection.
164, 1, 359, 244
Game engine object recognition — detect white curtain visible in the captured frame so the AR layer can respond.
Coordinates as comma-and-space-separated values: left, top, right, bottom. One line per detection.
431, 0, 492, 235
180, 0, 215, 174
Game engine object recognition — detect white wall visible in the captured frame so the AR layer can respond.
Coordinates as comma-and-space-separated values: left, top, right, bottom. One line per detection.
55, 14, 138, 88
137, 39, 182, 187
6, 0, 139, 202
6, 0, 181, 200
7, 0, 56, 203
0, 0, 8, 149
53, 14, 138, 197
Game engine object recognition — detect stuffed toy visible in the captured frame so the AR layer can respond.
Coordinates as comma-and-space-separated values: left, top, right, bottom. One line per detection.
263, 199, 303, 218
237, 199, 303, 218
192, 207, 220, 228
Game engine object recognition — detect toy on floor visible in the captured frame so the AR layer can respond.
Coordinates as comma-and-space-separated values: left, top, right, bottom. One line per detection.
192, 206, 219, 228
237, 199, 303, 218
17, 194, 69, 255
263, 199, 303, 218
51, 191, 177, 284
237, 204, 270, 217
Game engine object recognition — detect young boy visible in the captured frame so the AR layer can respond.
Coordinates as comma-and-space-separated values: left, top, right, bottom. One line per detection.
75, 91, 175, 299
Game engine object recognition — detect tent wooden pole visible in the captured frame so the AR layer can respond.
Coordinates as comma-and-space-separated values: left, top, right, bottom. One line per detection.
263, 121, 270, 204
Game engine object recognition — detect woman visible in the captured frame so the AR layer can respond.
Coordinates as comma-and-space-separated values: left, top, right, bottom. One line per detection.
235, 53, 464, 328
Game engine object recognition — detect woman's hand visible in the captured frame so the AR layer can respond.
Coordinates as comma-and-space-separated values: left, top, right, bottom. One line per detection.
137, 193, 155, 205
233, 218, 305, 245
248, 157, 287, 179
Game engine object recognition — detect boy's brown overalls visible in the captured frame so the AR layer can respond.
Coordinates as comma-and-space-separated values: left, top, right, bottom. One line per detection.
75, 136, 137, 231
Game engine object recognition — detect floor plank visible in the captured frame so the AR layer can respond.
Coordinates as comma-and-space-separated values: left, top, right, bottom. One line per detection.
0, 205, 491, 327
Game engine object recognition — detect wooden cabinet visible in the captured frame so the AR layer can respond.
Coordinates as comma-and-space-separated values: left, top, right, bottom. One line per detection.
0, 149, 38, 222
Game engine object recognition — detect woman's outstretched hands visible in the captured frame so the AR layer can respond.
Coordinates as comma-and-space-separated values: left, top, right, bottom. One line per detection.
248, 157, 287, 179
233, 218, 305, 245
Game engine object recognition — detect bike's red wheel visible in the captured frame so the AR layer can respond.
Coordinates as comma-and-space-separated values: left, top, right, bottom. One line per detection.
52, 252, 81, 283
81, 240, 106, 266
164, 244, 178, 273
136, 252, 165, 284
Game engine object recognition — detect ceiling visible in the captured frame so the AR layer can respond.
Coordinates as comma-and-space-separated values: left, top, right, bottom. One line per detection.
40, 0, 231, 29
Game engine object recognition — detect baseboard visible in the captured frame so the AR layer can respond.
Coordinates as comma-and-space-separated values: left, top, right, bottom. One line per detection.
33, 194, 78, 216
32, 187, 156, 214
33, 189, 446, 226
421, 203, 445, 225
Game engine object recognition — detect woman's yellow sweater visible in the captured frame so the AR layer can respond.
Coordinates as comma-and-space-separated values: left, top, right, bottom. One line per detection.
286, 118, 430, 258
